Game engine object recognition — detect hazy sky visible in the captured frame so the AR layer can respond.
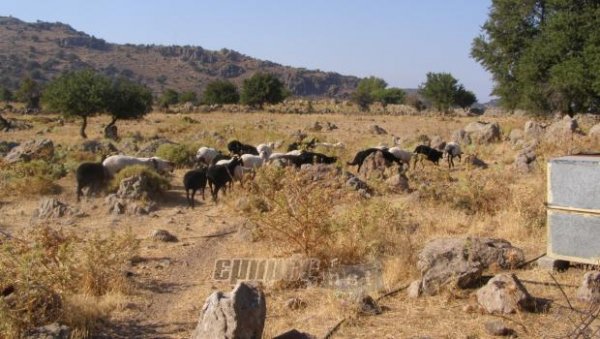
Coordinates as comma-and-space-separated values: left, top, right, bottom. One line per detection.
4, 0, 495, 102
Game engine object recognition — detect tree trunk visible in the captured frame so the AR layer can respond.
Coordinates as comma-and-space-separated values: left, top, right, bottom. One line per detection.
0, 113, 11, 131
104, 117, 118, 140
80, 116, 88, 139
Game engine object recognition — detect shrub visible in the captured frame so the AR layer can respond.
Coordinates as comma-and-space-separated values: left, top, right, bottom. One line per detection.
0, 160, 65, 196
155, 143, 195, 167
108, 165, 170, 193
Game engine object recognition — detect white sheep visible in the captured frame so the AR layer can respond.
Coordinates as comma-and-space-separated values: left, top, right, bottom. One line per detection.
102, 155, 174, 177
443, 142, 462, 168
256, 143, 274, 158
195, 147, 220, 165
285, 150, 303, 156
241, 151, 270, 169
388, 146, 412, 164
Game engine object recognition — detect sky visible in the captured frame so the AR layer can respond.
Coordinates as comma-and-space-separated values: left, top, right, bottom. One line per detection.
3, 0, 495, 102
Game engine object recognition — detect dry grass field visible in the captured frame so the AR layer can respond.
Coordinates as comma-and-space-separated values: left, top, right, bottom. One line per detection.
1, 106, 600, 338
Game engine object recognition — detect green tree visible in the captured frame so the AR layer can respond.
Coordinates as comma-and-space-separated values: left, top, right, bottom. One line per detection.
472, 0, 600, 114
43, 69, 110, 138
179, 91, 198, 104
158, 88, 179, 109
419, 72, 459, 113
0, 87, 13, 103
454, 85, 478, 110
351, 76, 387, 111
375, 87, 406, 107
202, 80, 239, 105
16, 77, 41, 111
241, 73, 286, 108
104, 77, 153, 138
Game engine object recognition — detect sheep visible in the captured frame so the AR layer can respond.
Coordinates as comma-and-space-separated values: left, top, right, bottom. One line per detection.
256, 143, 274, 158
298, 151, 337, 166
183, 167, 207, 208
412, 145, 444, 169
76, 162, 109, 202
207, 157, 243, 202
388, 147, 412, 165
196, 147, 220, 165
210, 153, 231, 165
443, 142, 462, 168
286, 150, 303, 156
102, 155, 175, 177
215, 157, 245, 188
228, 140, 258, 156
347, 148, 402, 172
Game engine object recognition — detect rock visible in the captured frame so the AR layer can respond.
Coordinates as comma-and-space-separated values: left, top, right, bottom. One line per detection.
0, 141, 19, 157
385, 173, 410, 192
4, 139, 54, 164
515, 146, 536, 173
430, 135, 446, 151
576, 271, 600, 303
484, 320, 515, 336
508, 128, 524, 145
273, 329, 316, 339
464, 154, 488, 169
25, 323, 71, 339
524, 121, 546, 139
285, 297, 307, 310
32, 198, 79, 219
477, 274, 534, 314
136, 138, 176, 157
307, 121, 322, 132
104, 124, 118, 140
325, 121, 338, 131
451, 129, 470, 145
150, 229, 178, 242
464, 121, 501, 144
80, 139, 118, 154
117, 175, 158, 200
359, 151, 393, 179
357, 294, 382, 315
545, 115, 579, 141
300, 163, 341, 181
589, 123, 600, 140
417, 237, 525, 295
345, 174, 372, 196
370, 124, 387, 135
191, 282, 266, 339
407, 280, 422, 299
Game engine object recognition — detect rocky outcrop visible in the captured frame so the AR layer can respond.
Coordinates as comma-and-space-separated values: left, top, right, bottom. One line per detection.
576, 271, 600, 303
515, 146, 536, 173
477, 274, 534, 314
4, 139, 54, 163
545, 115, 579, 141
463, 121, 501, 144
32, 198, 82, 219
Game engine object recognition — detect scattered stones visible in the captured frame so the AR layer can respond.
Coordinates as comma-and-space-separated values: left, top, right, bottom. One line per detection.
191, 282, 266, 339
369, 124, 387, 135
272, 329, 316, 339
515, 146, 536, 173
464, 121, 501, 144
476, 274, 534, 314
576, 271, 600, 303
484, 320, 515, 337
407, 280, 422, 299
285, 297, 307, 310
32, 198, 81, 219
524, 121, 546, 139
150, 229, 178, 242
4, 139, 54, 163
25, 323, 71, 339
80, 139, 118, 154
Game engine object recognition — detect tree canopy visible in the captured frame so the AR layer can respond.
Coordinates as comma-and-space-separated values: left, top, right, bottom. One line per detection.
241, 73, 286, 108
419, 72, 476, 113
351, 76, 405, 111
158, 89, 179, 109
105, 77, 153, 124
472, 0, 600, 114
202, 80, 239, 105
16, 77, 41, 111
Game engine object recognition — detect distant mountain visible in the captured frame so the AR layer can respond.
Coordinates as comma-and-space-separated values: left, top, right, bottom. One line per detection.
0, 16, 361, 98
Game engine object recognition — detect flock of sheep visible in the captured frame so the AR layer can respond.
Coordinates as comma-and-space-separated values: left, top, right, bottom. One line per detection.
74, 138, 463, 207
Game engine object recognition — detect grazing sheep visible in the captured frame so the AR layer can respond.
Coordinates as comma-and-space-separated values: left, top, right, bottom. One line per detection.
215, 157, 245, 187
347, 148, 402, 172
183, 167, 207, 207
210, 153, 231, 165
207, 157, 243, 202
76, 162, 109, 202
228, 140, 258, 156
412, 145, 443, 169
195, 147, 220, 165
102, 155, 175, 177
286, 150, 303, 156
388, 147, 412, 165
298, 151, 337, 166
443, 142, 462, 168
256, 143, 274, 158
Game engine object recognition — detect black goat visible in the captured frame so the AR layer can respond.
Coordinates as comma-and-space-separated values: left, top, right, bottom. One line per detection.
227, 140, 258, 156
299, 151, 337, 166
207, 157, 243, 202
76, 162, 109, 202
347, 148, 401, 172
413, 145, 444, 168
210, 153, 232, 165
183, 167, 207, 208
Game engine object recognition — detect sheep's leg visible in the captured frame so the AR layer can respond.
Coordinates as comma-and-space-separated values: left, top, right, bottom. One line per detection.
213, 185, 220, 202
201, 187, 205, 201
76, 184, 83, 202
185, 189, 191, 207
191, 189, 196, 208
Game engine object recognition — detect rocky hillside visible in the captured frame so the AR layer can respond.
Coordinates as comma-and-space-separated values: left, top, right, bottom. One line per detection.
0, 16, 360, 98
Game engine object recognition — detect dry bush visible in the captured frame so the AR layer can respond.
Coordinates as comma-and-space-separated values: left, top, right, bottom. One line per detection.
0, 159, 65, 197
0, 226, 139, 337
155, 143, 197, 167
108, 165, 170, 193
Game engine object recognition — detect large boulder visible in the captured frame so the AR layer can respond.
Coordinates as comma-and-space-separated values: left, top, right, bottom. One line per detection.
385, 173, 410, 193
430, 135, 446, 151
136, 138, 176, 157
463, 121, 501, 144
508, 128, 525, 146
359, 151, 395, 179
576, 271, 600, 303
524, 121, 546, 139
32, 198, 81, 219
515, 146, 536, 173
191, 282, 266, 339
476, 274, 534, 314
4, 139, 54, 164
589, 123, 600, 140
416, 237, 525, 296
545, 115, 579, 141
451, 129, 470, 145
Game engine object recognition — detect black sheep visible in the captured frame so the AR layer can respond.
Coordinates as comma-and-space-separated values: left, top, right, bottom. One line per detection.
413, 145, 444, 168
207, 157, 243, 202
210, 153, 231, 165
76, 162, 109, 202
183, 167, 207, 208
227, 140, 258, 156
299, 151, 337, 166
347, 148, 401, 172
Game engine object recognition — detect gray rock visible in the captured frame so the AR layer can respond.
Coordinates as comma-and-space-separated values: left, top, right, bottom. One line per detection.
407, 280, 422, 299
370, 124, 387, 135
359, 151, 390, 179
0, 141, 19, 157
515, 146, 536, 173
430, 135, 446, 151
417, 237, 525, 296
285, 297, 307, 310
33, 198, 79, 219
25, 323, 71, 339
576, 271, 600, 303
484, 320, 515, 336
477, 274, 534, 314
191, 282, 266, 339
150, 229, 178, 242
4, 139, 54, 164
451, 129, 470, 145
464, 121, 501, 144
589, 123, 600, 140
273, 329, 316, 339
508, 128, 524, 145
524, 121, 546, 139
385, 173, 410, 192
80, 139, 118, 154
545, 115, 579, 141
136, 138, 175, 157
464, 154, 488, 169
357, 294, 382, 315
